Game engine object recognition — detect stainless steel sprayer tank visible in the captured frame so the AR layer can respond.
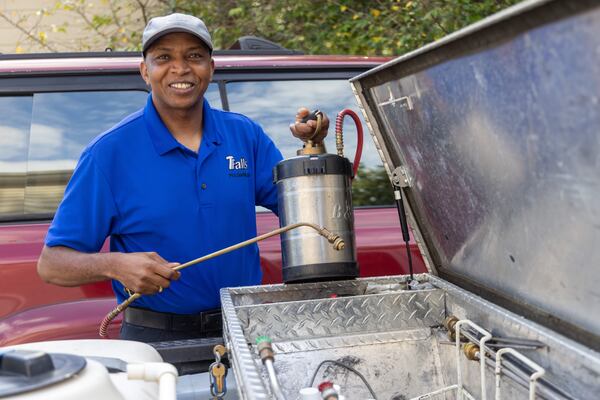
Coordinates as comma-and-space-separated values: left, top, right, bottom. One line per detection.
274, 109, 364, 283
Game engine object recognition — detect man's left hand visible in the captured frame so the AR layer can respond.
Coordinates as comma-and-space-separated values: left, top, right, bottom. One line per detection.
290, 107, 329, 143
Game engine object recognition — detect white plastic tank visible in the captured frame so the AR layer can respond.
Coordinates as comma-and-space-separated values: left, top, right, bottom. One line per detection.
1, 340, 167, 400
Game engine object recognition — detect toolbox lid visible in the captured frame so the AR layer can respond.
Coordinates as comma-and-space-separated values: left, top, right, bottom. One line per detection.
351, 0, 600, 347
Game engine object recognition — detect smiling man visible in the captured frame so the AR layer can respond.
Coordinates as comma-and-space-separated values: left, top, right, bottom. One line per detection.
37, 13, 328, 342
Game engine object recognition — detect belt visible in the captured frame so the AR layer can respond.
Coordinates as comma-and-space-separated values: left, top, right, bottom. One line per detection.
124, 307, 222, 333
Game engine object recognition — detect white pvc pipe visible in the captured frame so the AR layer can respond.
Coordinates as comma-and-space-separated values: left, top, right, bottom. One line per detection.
455, 319, 492, 400
495, 348, 545, 400
299, 387, 321, 400
408, 384, 458, 400
158, 372, 177, 400
127, 362, 179, 400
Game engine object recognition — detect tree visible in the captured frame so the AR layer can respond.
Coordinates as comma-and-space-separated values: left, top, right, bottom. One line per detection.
352, 165, 395, 206
2, 0, 521, 55
0, 0, 520, 206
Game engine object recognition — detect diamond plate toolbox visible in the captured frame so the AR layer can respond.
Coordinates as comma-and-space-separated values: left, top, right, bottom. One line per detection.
221, 275, 600, 400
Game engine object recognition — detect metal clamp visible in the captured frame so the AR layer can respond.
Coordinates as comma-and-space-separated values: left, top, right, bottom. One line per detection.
392, 166, 412, 188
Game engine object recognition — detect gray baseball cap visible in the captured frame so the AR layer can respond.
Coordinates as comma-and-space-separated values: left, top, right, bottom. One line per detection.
142, 13, 213, 54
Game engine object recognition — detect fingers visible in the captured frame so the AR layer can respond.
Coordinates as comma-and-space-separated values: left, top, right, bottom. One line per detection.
290, 107, 329, 143
153, 258, 179, 280
146, 251, 167, 263
146, 259, 180, 293
135, 273, 171, 295
295, 107, 310, 122
168, 263, 181, 280
118, 252, 181, 295
290, 121, 317, 137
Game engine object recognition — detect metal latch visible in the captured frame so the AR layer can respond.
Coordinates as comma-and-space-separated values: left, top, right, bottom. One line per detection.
392, 166, 412, 188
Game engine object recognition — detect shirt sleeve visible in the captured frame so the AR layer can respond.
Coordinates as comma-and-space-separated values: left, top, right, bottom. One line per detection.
253, 124, 283, 215
46, 149, 119, 252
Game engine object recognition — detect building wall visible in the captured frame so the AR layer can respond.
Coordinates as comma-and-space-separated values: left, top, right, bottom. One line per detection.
0, 0, 141, 54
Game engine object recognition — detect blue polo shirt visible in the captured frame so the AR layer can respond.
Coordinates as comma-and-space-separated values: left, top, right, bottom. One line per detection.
46, 94, 283, 313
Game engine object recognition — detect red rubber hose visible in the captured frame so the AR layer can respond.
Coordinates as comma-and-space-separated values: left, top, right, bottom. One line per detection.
99, 314, 112, 338
335, 109, 363, 179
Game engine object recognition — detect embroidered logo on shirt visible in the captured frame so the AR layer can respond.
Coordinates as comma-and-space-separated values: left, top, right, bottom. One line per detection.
226, 155, 248, 170
226, 155, 250, 177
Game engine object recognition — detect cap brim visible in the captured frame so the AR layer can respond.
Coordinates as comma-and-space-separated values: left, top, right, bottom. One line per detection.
143, 28, 212, 53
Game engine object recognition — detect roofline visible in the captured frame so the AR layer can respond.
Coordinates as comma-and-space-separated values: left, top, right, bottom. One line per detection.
0, 53, 389, 77
0, 49, 305, 60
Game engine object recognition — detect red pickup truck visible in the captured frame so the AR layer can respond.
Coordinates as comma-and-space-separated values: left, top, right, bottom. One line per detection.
0, 44, 426, 345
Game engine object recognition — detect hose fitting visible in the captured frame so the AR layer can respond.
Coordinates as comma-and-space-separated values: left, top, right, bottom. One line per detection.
463, 343, 480, 361
319, 227, 345, 251
256, 336, 286, 400
256, 336, 275, 364
318, 381, 339, 400
444, 315, 460, 341
334, 116, 344, 157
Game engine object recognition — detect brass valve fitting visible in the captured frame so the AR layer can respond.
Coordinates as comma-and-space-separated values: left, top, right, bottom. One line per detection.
256, 336, 275, 364
463, 343, 480, 361
320, 228, 345, 251
444, 315, 459, 333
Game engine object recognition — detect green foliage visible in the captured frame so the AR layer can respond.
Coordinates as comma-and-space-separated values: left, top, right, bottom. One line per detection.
7, 0, 521, 55
3, 1, 520, 206
168, 0, 521, 56
352, 165, 395, 206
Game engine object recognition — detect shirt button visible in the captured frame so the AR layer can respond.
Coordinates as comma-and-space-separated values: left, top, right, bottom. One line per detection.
201, 183, 207, 189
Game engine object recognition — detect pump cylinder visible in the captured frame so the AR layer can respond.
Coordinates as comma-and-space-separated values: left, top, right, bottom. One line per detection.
274, 154, 358, 283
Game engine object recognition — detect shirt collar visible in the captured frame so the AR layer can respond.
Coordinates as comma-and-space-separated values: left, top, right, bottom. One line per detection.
144, 94, 223, 156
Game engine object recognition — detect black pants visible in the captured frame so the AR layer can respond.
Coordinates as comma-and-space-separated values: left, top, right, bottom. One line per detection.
120, 307, 223, 343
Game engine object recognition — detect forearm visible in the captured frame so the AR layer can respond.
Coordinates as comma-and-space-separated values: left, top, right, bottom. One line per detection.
38, 246, 180, 294
37, 245, 119, 287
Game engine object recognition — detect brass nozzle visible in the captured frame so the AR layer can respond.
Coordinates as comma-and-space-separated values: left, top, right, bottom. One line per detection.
297, 140, 326, 155
332, 237, 345, 251
444, 315, 460, 341
444, 315, 459, 333
463, 343, 480, 361
319, 227, 345, 251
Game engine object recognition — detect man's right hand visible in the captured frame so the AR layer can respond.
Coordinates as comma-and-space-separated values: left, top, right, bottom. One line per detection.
37, 245, 180, 295
114, 252, 181, 295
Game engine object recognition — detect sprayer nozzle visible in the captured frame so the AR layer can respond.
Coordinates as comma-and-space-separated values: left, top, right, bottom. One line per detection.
319, 228, 345, 251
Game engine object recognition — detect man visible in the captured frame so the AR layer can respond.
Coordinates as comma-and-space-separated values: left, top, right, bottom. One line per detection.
37, 13, 328, 342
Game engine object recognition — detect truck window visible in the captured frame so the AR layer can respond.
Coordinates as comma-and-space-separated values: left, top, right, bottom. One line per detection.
23, 84, 221, 217
226, 80, 392, 207
0, 96, 33, 220
25, 91, 149, 215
